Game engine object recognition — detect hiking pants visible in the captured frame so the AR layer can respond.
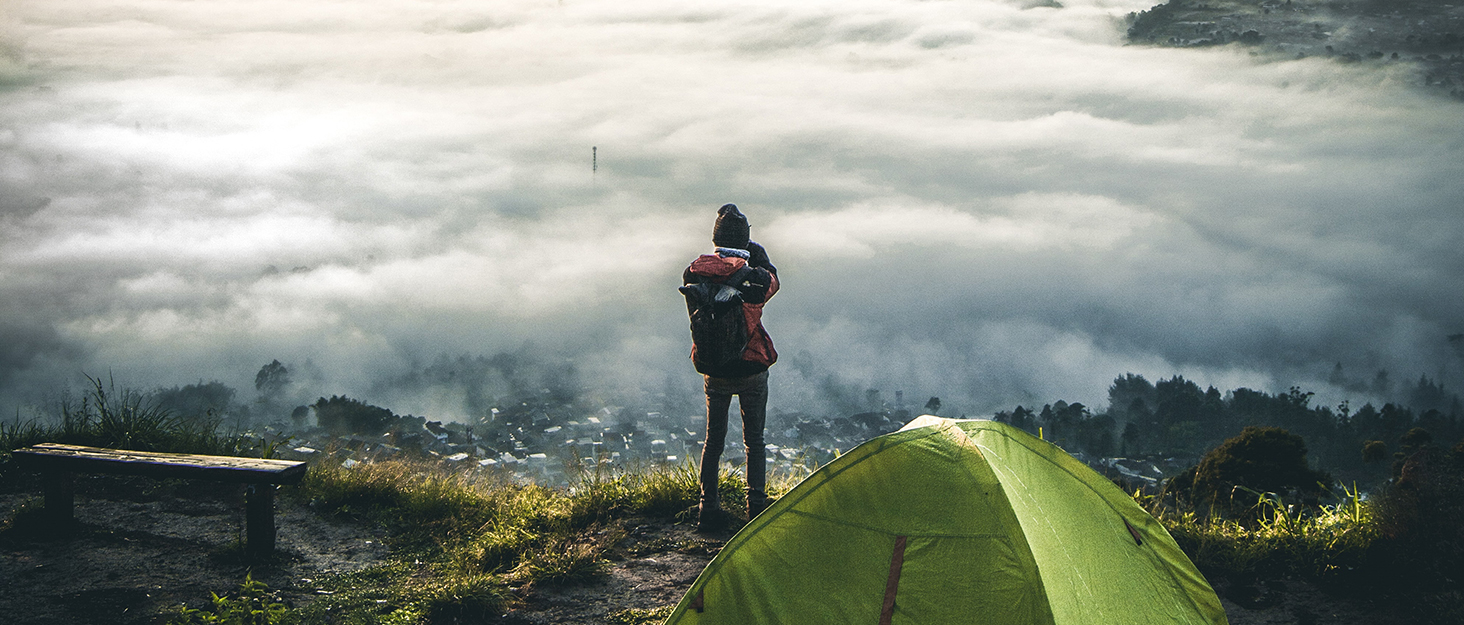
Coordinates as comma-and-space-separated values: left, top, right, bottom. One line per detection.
700, 370, 768, 507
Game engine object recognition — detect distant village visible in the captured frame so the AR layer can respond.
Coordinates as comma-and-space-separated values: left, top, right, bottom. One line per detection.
259, 392, 915, 485
244, 389, 1174, 490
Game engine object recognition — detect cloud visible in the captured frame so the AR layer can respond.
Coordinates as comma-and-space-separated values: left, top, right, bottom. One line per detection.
0, 0, 1460, 419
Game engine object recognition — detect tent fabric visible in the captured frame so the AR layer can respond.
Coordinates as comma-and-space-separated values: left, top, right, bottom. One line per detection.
663, 416, 1227, 625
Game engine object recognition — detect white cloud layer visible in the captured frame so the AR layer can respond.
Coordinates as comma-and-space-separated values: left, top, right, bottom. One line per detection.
1, 0, 1461, 419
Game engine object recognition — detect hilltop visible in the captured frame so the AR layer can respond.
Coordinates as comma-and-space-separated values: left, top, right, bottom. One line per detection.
1127, 0, 1464, 98
0, 461, 1413, 625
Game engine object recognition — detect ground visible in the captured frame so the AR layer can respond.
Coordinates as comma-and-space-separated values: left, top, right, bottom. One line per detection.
0, 471, 1414, 624
0, 474, 389, 625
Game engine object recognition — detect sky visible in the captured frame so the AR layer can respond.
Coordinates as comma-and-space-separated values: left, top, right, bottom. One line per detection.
1, 0, 1461, 422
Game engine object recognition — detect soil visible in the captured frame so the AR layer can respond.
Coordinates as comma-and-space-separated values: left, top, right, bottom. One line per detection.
0, 473, 390, 625
501, 519, 723, 624
0, 473, 1411, 624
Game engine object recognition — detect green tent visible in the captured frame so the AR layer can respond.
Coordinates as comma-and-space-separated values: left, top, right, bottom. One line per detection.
664, 416, 1227, 625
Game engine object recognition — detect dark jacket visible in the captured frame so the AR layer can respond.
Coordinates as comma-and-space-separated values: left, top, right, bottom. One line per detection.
682, 246, 779, 378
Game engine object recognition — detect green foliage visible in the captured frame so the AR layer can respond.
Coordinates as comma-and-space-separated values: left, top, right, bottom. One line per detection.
69, 375, 233, 452
289, 562, 419, 624
619, 461, 701, 518
299, 460, 499, 553
149, 381, 238, 421
409, 572, 508, 623
1164, 426, 1333, 515
1362, 440, 1388, 463
1368, 440, 1464, 607
510, 532, 614, 586
607, 605, 675, 625
0, 419, 50, 464
1001, 373, 1464, 490
0, 375, 238, 459
313, 395, 397, 436
1152, 484, 1376, 582
271, 455, 800, 623
169, 573, 292, 625
1153, 428, 1464, 624
254, 360, 290, 397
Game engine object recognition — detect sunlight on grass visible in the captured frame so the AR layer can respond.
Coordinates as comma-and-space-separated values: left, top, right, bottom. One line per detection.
272, 455, 791, 624
607, 605, 675, 625
1147, 484, 1377, 581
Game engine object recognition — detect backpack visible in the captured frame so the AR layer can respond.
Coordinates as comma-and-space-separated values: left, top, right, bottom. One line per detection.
679, 266, 755, 374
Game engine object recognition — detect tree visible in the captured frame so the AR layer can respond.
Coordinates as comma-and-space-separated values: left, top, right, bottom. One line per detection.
1154, 376, 1205, 453
255, 360, 291, 398
1363, 440, 1389, 463
1373, 369, 1391, 396
150, 381, 237, 420
290, 405, 310, 426
994, 405, 1035, 434
1107, 373, 1155, 425
313, 395, 396, 435
1076, 414, 1117, 457
1172, 426, 1333, 512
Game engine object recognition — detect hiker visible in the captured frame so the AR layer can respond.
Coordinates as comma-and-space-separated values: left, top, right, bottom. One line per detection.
681, 203, 779, 531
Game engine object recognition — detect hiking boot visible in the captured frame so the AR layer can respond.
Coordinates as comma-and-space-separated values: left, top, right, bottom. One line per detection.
697, 503, 732, 533
747, 490, 771, 520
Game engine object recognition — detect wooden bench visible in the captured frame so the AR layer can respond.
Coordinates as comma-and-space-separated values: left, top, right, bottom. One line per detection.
9, 443, 308, 557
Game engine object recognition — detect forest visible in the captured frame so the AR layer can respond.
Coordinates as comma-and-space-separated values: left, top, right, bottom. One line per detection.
993, 372, 1463, 487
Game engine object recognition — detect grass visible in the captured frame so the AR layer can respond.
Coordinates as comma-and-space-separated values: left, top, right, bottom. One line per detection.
251, 454, 801, 624
0, 375, 243, 463
1148, 480, 1464, 624
0, 379, 807, 623
9, 381, 1427, 623
169, 573, 290, 625
282, 457, 1401, 623
607, 605, 675, 625
1147, 484, 1378, 583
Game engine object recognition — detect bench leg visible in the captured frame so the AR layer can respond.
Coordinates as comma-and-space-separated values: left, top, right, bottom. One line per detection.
245, 483, 276, 558
42, 471, 75, 527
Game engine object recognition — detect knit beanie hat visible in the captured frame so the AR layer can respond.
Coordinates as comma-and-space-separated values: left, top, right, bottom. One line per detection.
712, 203, 750, 249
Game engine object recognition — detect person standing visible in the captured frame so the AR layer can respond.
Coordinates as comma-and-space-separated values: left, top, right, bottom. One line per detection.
681, 203, 779, 531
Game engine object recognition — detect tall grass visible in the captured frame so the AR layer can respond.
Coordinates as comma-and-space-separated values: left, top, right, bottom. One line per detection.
1148, 484, 1377, 582
1, 375, 236, 459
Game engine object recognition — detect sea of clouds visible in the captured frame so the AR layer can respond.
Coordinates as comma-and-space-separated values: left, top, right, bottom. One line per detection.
1, 0, 1461, 421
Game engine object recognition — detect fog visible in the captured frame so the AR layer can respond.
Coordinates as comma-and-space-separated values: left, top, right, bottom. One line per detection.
2, 0, 1461, 422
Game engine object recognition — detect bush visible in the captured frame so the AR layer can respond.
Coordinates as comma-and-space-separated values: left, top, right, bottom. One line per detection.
1164, 426, 1332, 516
312, 395, 397, 436
1369, 440, 1464, 601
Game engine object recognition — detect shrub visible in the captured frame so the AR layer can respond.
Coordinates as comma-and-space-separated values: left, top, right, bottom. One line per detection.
169, 573, 291, 625
312, 395, 397, 436
1370, 441, 1464, 588
1164, 426, 1333, 516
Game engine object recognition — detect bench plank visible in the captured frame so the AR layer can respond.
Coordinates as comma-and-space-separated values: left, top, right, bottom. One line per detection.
10, 444, 307, 485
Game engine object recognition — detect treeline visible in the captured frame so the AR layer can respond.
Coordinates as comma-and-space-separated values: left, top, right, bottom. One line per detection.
994, 373, 1464, 484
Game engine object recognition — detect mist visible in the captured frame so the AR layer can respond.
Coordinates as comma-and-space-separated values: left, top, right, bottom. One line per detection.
1, 0, 1461, 422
